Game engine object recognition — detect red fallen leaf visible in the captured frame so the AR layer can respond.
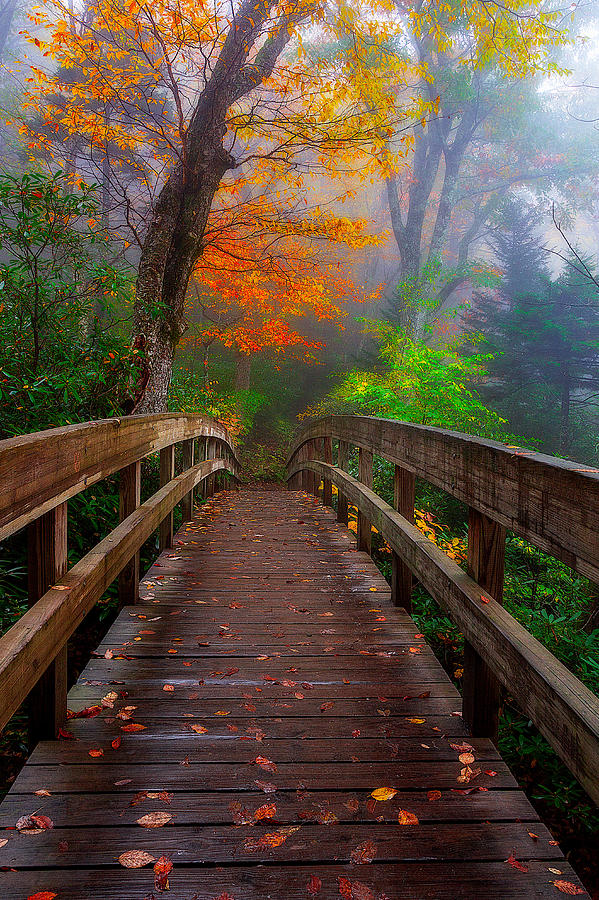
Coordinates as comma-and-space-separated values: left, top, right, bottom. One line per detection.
244, 825, 300, 852
88, 748, 103, 758
253, 803, 276, 821
27, 894, 57, 900
352, 730, 360, 738
485, 770, 498, 777
57, 727, 76, 740
307, 874, 322, 895
254, 780, 277, 793
154, 855, 173, 891
121, 723, 146, 732
320, 701, 334, 711
351, 882, 376, 900
552, 881, 586, 895
254, 756, 277, 773
338, 876, 352, 898
16, 814, 53, 833
111, 737, 122, 750
449, 742, 474, 753
344, 799, 359, 813
350, 839, 377, 864
213, 894, 235, 900
67, 705, 102, 719
506, 854, 528, 873
427, 790, 442, 801
58, 840, 68, 852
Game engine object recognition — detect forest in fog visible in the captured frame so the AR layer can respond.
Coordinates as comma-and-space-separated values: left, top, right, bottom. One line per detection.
0, 0, 598, 888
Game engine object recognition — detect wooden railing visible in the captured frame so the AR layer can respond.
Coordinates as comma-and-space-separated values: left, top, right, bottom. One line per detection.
0, 414, 241, 743
287, 415, 599, 806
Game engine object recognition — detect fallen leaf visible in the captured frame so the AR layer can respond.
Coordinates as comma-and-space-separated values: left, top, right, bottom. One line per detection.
136, 812, 173, 828
458, 752, 475, 765
351, 882, 376, 900
307, 874, 322, 895
215, 710, 231, 716
253, 803, 276, 821
370, 787, 397, 802
154, 855, 173, 891
350, 839, 377, 864
254, 755, 277, 773
427, 790, 442, 801
397, 809, 419, 825
118, 849, 156, 868
88, 748, 103, 758
120, 723, 146, 732
16, 814, 53, 834
506, 854, 528, 873
27, 894, 57, 900
163, 684, 175, 692
111, 737, 122, 750
254, 780, 276, 793
552, 883, 586, 895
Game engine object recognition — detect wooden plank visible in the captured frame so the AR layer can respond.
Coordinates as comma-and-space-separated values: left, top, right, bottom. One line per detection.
27, 503, 68, 742
0, 862, 586, 900
463, 508, 506, 740
118, 461, 141, 608
322, 435, 333, 506
287, 415, 599, 582
0, 414, 240, 541
294, 460, 599, 805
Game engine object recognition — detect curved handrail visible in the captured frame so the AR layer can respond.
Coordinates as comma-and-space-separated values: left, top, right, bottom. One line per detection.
288, 415, 599, 582
286, 417, 599, 807
0, 413, 240, 738
0, 413, 241, 541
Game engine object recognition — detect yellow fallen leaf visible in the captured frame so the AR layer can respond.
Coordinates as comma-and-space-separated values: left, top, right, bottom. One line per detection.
371, 787, 397, 801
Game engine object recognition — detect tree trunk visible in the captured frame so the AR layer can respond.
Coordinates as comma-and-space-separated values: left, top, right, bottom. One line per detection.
234, 353, 251, 391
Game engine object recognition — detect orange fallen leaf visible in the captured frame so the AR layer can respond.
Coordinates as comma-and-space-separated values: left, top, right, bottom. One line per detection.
27, 893, 57, 900
552, 882, 586, 895
397, 809, 419, 825
427, 790, 442, 801
88, 748, 103, 758
154, 855, 173, 891
253, 803, 276, 821
121, 723, 146, 732
370, 787, 397, 801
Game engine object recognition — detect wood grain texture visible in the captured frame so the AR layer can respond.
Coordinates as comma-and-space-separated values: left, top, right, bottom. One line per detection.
0, 414, 240, 541
290, 459, 599, 807
287, 415, 599, 581
118, 461, 141, 608
0, 487, 586, 897
391, 464, 415, 611
0, 458, 236, 733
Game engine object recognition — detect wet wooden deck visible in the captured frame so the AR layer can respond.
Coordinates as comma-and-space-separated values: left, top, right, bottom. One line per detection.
0, 487, 586, 897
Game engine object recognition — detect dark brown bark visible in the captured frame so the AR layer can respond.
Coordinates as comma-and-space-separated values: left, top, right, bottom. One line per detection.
234, 353, 252, 391
132, 0, 300, 413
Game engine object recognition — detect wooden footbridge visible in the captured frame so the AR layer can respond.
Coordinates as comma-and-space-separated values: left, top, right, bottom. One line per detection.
0, 414, 597, 898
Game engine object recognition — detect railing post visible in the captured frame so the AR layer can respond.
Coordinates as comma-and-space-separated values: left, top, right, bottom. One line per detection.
181, 438, 195, 521
27, 502, 68, 742
322, 435, 332, 507
337, 440, 350, 526
159, 444, 175, 550
303, 440, 315, 496
391, 464, 415, 611
463, 507, 506, 740
357, 447, 373, 554
118, 461, 141, 607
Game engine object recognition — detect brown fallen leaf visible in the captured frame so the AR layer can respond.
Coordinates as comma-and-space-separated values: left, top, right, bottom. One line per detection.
118, 849, 156, 868
136, 812, 173, 828
350, 839, 377, 864
16, 814, 53, 834
307, 874, 322, 895
427, 790, 442, 801
254, 780, 277, 793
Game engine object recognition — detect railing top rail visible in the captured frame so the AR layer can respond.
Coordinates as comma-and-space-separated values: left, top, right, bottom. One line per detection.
0, 413, 240, 541
288, 415, 599, 583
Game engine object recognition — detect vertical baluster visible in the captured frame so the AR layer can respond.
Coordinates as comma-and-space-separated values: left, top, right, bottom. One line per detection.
391, 465, 415, 611
27, 503, 68, 743
118, 461, 141, 607
463, 508, 506, 740
357, 447, 373, 554
322, 435, 332, 507
181, 438, 195, 521
302, 440, 315, 496
337, 440, 350, 526
159, 444, 175, 550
